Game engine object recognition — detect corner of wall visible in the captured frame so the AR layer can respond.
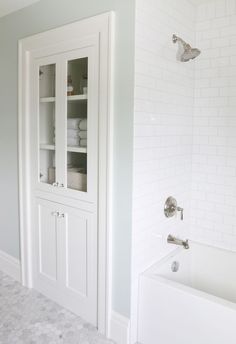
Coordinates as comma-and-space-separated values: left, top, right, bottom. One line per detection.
0, 249, 21, 282
109, 311, 130, 344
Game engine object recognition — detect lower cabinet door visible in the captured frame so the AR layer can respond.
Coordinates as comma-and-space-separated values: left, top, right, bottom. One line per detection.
58, 203, 97, 325
34, 198, 97, 326
35, 198, 59, 285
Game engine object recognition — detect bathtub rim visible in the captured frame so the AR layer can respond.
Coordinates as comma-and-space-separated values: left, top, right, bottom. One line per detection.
141, 240, 236, 312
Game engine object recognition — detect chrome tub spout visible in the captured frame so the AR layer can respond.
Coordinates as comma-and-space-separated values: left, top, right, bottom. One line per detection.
167, 234, 189, 249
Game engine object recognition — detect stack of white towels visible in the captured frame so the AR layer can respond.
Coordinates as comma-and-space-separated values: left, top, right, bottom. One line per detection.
67, 118, 87, 147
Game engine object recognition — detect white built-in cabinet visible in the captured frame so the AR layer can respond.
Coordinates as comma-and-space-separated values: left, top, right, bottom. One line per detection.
31, 40, 98, 325
19, 14, 113, 330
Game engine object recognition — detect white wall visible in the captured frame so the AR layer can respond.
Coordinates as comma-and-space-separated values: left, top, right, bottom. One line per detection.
0, 0, 135, 318
131, 0, 196, 341
191, 0, 236, 250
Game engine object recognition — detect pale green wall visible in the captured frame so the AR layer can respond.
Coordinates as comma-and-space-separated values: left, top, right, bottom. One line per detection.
0, 0, 134, 317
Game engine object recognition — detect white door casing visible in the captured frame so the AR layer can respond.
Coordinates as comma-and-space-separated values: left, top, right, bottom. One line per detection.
18, 13, 114, 334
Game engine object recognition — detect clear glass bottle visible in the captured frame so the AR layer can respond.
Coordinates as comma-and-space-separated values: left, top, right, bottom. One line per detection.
80, 73, 88, 94
67, 75, 74, 96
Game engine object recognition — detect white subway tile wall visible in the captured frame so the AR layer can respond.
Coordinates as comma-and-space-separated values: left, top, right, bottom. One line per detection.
191, 0, 236, 250
133, 0, 195, 278
131, 0, 236, 342
131, 0, 195, 342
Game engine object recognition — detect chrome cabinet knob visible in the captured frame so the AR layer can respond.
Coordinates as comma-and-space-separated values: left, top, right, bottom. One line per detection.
57, 213, 65, 218
52, 182, 64, 188
51, 211, 65, 218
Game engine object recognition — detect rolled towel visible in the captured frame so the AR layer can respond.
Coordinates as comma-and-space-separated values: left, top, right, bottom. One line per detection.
67, 118, 82, 129
79, 119, 87, 130
67, 129, 80, 138
67, 137, 80, 146
79, 131, 87, 139
80, 139, 87, 147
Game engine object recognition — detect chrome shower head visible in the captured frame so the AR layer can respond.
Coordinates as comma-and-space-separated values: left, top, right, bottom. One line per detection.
172, 34, 201, 62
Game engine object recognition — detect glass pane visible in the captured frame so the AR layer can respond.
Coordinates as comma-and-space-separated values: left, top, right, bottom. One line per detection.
67, 152, 87, 192
40, 150, 55, 184
66, 58, 88, 192
39, 64, 55, 98
39, 64, 56, 185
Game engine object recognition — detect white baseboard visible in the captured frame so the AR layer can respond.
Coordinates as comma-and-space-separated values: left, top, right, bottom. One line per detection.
109, 311, 130, 344
0, 250, 21, 282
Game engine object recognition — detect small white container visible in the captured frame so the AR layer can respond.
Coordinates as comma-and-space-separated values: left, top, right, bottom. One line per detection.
68, 167, 87, 191
48, 167, 87, 191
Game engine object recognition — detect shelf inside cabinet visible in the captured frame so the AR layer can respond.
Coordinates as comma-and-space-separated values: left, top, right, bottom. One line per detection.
40, 97, 55, 103
67, 146, 87, 153
40, 95, 87, 103
40, 144, 87, 153
40, 144, 55, 150
67, 95, 87, 102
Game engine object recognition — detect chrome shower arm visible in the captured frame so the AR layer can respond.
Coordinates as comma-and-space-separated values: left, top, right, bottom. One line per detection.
173, 35, 190, 49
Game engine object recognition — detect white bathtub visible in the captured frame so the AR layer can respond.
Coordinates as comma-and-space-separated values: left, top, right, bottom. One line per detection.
138, 241, 236, 344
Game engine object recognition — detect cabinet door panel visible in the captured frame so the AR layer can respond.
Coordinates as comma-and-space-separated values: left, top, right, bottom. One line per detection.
59, 205, 97, 325
66, 214, 88, 296
37, 201, 58, 282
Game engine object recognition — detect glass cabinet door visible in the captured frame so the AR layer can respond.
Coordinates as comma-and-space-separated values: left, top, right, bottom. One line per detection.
66, 57, 88, 193
35, 45, 98, 201
38, 63, 56, 186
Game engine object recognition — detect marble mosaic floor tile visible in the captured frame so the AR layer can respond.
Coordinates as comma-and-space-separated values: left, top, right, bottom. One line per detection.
0, 271, 115, 344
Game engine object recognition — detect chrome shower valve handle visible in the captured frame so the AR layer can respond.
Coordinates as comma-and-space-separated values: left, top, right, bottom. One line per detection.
177, 206, 184, 220
164, 197, 184, 221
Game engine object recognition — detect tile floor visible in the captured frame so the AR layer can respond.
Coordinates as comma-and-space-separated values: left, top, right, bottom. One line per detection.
0, 271, 115, 344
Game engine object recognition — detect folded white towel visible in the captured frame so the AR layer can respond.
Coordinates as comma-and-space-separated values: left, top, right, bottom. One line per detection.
80, 139, 87, 147
67, 129, 80, 138
67, 118, 82, 129
67, 137, 80, 146
79, 131, 87, 139
79, 119, 87, 131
